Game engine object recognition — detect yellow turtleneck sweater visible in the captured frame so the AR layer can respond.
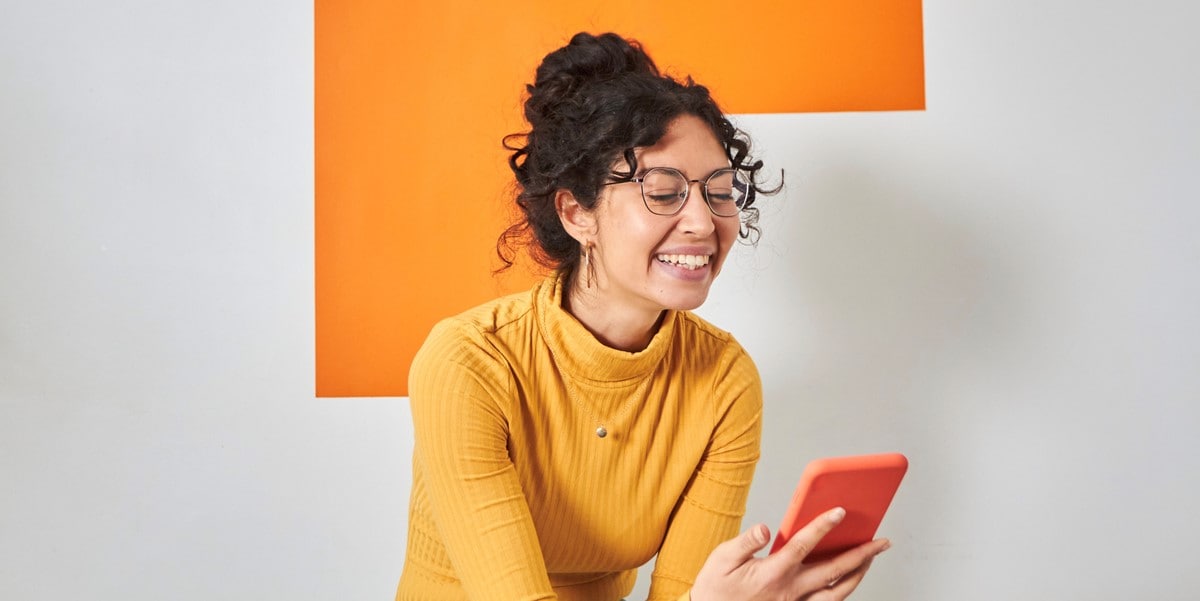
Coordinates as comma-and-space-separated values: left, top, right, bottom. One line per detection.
397, 275, 762, 601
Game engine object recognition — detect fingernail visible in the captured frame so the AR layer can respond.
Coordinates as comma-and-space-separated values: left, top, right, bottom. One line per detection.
878, 540, 892, 554
828, 507, 846, 523
750, 524, 767, 545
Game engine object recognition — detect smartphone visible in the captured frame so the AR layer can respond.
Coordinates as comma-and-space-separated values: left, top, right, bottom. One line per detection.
769, 452, 908, 561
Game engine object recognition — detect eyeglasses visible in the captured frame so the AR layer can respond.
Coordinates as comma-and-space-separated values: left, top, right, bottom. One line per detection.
603, 167, 750, 217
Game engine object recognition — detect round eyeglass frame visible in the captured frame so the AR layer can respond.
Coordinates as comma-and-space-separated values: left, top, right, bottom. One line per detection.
602, 166, 746, 217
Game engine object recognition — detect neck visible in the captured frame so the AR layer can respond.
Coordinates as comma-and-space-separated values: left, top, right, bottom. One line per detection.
563, 273, 664, 352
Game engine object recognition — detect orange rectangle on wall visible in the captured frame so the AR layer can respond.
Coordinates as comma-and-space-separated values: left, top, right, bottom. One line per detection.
316, 1, 925, 396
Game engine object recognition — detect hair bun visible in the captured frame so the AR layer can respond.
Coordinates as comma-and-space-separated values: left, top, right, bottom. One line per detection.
524, 32, 660, 125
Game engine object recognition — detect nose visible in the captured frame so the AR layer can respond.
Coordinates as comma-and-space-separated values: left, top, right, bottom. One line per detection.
677, 180, 717, 235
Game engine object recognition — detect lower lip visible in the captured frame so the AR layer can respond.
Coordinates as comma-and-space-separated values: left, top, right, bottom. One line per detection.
655, 258, 711, 281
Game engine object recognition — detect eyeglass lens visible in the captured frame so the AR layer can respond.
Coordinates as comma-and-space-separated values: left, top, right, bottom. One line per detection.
640, 168, 748, 216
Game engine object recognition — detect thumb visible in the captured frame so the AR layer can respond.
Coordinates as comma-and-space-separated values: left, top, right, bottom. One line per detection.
711, 523, 771, 569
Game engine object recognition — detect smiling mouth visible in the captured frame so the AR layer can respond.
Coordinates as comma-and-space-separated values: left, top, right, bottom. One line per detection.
656, 254, 711, 270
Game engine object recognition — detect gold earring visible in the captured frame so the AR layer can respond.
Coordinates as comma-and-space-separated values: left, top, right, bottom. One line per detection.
582, 242, 593, 289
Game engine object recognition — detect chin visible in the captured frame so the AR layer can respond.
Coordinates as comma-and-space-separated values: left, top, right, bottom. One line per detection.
659, 290, 711, 312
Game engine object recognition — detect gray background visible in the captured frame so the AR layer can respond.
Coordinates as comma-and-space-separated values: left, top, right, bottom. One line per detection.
2, 2, 1197, 599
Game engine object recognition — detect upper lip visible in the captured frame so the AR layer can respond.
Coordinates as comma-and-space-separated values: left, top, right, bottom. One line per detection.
654, 246, 715, 257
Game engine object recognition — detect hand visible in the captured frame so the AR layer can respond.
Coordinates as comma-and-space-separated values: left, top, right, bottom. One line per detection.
690, 508, 890, 601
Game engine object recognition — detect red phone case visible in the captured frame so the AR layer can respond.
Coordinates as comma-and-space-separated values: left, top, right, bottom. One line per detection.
769, 452, 908, 560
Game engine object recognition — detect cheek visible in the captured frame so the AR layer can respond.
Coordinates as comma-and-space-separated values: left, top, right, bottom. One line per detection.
715, 218, 740, 256
598, 213, 659, 264
608, 213, 665, 250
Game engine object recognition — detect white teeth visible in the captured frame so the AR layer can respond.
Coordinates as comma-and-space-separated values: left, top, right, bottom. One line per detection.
656, 254, 711, 270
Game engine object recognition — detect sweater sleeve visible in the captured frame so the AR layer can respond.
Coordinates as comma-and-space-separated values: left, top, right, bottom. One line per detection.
408, 320, 557, 601
645, 347, 763, 601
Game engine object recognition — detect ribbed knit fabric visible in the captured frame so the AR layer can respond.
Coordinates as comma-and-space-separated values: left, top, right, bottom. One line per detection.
396, 274, 762, 601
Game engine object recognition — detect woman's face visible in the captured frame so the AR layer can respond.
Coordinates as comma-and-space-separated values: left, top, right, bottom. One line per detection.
587, 113, 740, 315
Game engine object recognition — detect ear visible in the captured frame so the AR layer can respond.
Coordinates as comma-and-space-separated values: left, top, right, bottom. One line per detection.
555, 189, 597, 243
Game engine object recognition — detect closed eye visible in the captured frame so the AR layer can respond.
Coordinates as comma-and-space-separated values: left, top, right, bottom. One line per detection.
646, 191, 684, 203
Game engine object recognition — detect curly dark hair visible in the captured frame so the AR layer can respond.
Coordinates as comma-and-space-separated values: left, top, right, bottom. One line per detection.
497, 32, 778, 274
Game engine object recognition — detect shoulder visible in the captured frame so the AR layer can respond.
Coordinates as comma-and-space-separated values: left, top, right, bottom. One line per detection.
441, 288, 534, 339
409, 288, 536, 398
672, 311, 758, 375
418, 287, 533, 353
667, 313, 762, 456
674, 310, 761, 419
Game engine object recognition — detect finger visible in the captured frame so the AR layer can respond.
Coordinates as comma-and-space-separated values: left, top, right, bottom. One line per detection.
779, 507, 846, 561
799, 559, 872, 601
822, 556, 876, 600
707, 523, 771, 572
804, 539, 890, 597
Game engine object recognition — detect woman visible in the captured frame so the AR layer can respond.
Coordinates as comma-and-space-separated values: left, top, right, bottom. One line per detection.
397, 32, 888, 601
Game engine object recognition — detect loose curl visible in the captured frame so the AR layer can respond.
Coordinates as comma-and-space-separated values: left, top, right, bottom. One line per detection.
497, 32, 780, 275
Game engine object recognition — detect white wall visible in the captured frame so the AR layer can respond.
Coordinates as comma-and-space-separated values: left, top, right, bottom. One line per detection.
1, 2, 1197, 600
0, 2, 409, 599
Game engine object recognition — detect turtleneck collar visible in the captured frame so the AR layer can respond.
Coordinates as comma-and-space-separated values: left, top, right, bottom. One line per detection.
534, 273, 676, 385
